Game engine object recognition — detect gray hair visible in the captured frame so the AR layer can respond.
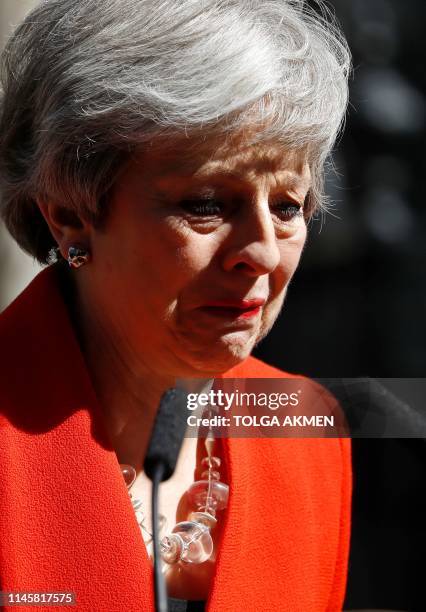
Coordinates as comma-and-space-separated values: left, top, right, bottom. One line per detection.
0, 0, 350, 263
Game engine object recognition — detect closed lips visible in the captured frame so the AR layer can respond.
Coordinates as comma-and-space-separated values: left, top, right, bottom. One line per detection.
199, 299, 265, 318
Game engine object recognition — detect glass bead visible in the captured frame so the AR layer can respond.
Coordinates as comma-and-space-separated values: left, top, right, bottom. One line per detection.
204, 434, 216, 457
120, 464, 136, 489
161, 534, 183, 564
189, 511, 217, 528
187, 480, 229, 511
171, 521, 213, 564
201, 469, 221, 481
201, 456, 221, 469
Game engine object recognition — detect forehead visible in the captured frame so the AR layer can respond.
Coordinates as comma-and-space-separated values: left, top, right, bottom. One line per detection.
129, 131, 311, 191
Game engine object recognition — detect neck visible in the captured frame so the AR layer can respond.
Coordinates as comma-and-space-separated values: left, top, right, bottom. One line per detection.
66, 273, 209, 470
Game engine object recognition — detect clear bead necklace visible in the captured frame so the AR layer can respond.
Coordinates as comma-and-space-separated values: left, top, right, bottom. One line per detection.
120, 427, 229, 566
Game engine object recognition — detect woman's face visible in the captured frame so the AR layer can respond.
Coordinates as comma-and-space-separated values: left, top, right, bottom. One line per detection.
81, 135, 310, 377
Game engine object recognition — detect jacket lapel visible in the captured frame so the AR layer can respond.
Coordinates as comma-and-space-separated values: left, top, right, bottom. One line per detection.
0, 265, 153, 610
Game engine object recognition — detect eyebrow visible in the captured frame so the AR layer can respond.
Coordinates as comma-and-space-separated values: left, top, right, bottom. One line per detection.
194, 167, 311, 193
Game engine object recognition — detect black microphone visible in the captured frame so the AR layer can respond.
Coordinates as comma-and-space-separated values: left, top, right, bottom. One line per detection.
143, 387, 189, 612
144, 387, 189, 480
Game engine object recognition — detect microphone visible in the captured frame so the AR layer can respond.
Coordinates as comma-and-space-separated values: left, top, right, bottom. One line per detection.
143, 387, 189, 612
144, 387, 190, 481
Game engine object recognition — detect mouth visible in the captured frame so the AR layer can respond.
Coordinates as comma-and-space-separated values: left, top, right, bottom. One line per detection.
198, 298, 265, 321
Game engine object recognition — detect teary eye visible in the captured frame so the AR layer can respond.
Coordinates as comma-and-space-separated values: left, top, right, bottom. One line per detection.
273, 202, 303, 221
179, 198, 224, 216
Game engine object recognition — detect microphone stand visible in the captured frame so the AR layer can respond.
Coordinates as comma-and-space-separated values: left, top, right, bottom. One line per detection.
151, 463, 168, 612
143, 387, 190, 612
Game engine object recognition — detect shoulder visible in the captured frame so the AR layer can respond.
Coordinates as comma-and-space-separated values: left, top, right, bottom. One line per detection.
0, 267, 58, 371
0, 265, 82, 408
0, 266, 56, 337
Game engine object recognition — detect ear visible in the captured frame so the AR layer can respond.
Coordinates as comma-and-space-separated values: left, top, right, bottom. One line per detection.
37, 200, 92, 261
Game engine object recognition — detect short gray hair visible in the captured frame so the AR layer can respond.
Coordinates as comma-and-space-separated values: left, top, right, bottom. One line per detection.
0, 0, 350, 263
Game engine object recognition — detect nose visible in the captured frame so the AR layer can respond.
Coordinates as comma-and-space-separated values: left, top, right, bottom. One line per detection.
221, 200, 281, 277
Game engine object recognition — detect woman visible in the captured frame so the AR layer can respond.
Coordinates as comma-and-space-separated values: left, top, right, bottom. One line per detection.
0, 1, 351, 611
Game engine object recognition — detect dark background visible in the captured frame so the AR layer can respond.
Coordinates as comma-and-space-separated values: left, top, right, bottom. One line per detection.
255, 3, 426, 610
254, 0, 426, 378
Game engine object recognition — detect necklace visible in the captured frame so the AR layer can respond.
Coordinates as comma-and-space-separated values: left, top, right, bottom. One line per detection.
120, 425, 229, 566
120, 464, 167, 547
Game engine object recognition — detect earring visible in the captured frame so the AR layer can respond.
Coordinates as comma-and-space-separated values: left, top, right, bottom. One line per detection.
67, 246, 90, 269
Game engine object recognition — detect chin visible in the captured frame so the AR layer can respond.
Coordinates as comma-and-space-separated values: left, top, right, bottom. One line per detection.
177, 331, 257, 376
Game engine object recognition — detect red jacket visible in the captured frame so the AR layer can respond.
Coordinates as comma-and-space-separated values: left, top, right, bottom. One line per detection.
0, 266, 351, 611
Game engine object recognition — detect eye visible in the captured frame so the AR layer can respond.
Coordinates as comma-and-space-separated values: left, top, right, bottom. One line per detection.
179, 198, 224, 216
273, 201, 303, 221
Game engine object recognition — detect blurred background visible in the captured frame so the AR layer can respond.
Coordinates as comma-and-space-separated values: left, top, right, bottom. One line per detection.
256, 0, 426, 378
1, 0, 425, 377
0, 1, 43, 311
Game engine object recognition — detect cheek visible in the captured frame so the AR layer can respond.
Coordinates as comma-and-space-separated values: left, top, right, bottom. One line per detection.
116, 222, 220, 310
283, 240, 305, 274
149, 225, 219, 286
259, 234, 305, 338
274, 228, 306, 289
